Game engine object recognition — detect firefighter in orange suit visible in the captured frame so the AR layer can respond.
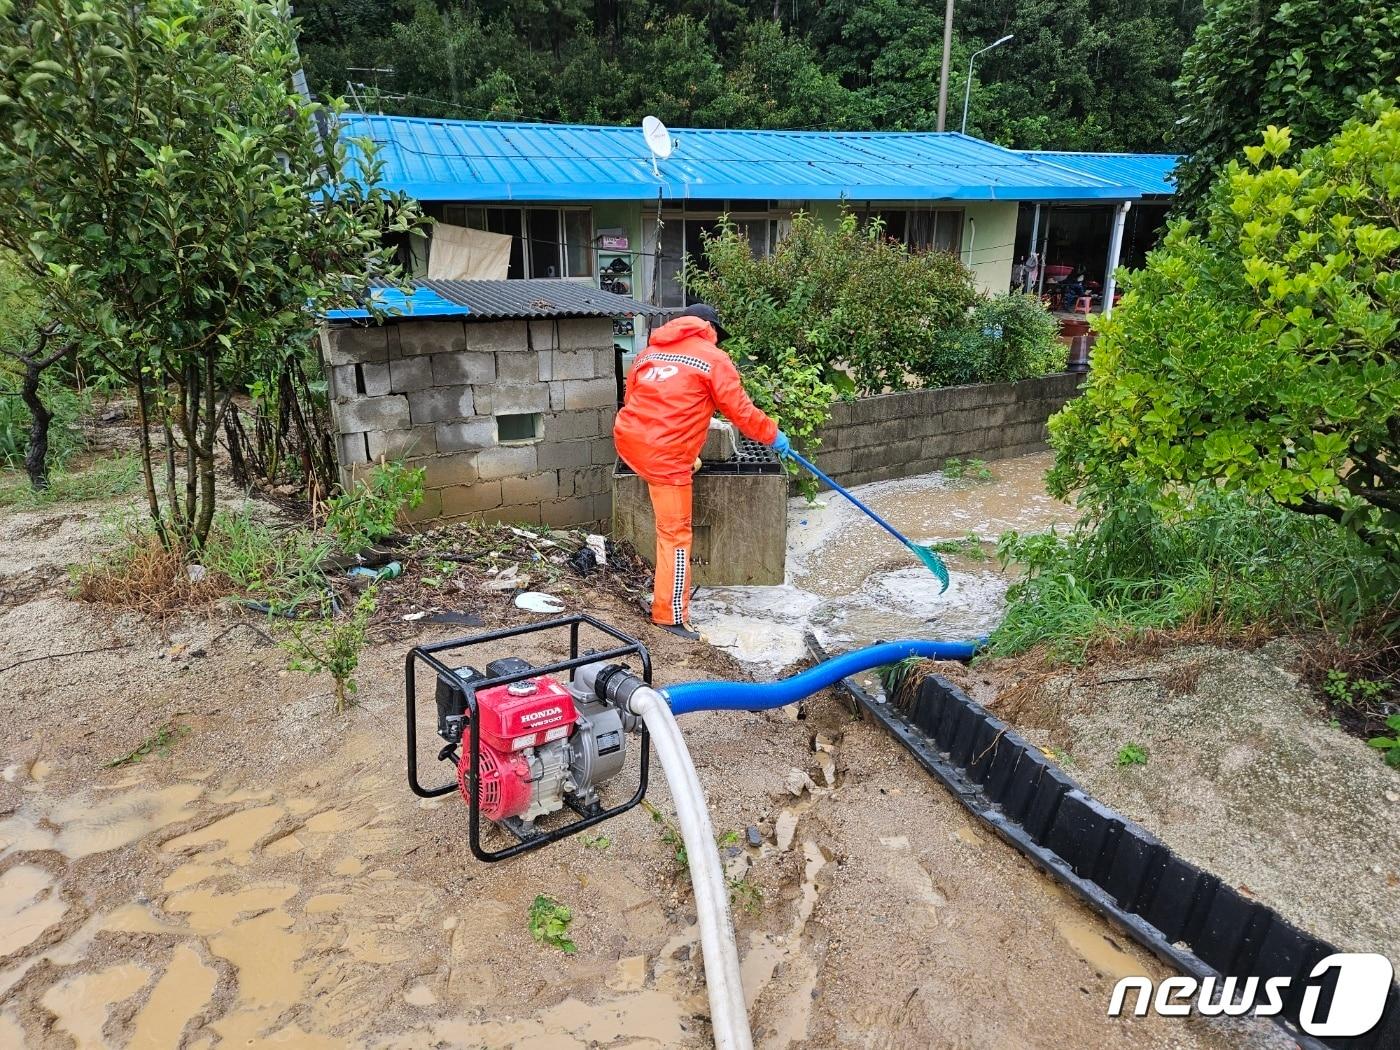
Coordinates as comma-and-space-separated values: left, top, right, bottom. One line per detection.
614, 304, 791, 639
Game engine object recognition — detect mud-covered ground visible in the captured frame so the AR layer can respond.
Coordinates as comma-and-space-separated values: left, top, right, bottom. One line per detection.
0, 459, 1294, 1049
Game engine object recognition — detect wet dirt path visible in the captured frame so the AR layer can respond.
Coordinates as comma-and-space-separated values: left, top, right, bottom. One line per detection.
694, 452, 1075, 672
0, 476, 1287, 1049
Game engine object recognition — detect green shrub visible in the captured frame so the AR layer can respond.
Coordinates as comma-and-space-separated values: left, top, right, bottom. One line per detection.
967, 292, 1066, 382
991, 486, 1390, 661
1049, 101, 1400, 575
325, 461, 425, 551
687, 211, 980, 447
282, 585, 378, 712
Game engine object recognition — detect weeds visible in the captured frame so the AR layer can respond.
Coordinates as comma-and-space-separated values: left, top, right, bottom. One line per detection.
527, 895, 576, 954
727, 875, 764, 915
74, 526, 234, 615
581, 834, 612, 851
929, 533, 992, 561
0, 454, 140, 509
1115, 743, 1149, 767
106, 722, 188, 767
1324, 670, 1386, 709
326, 460, 424, 551
199, 506, 332, 610
282, 586, 377, 712
990, 486, 1392, 662
942, 458, 994, 482
1368, 716, 1400, 769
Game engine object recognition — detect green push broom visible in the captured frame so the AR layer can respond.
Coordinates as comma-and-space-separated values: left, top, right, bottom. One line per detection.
784, 449, 950, 592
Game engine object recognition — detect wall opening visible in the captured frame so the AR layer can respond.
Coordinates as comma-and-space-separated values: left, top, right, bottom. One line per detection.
496, 413, 542, 444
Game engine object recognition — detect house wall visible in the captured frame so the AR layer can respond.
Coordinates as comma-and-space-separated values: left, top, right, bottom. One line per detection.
806, 372, 1083, 489
322, 317, 618, 528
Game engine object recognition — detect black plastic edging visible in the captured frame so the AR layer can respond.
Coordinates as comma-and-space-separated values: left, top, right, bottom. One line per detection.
805, 635, 1400, 1050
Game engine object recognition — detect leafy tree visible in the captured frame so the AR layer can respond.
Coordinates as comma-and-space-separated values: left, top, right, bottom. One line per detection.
0, 0, 420, 548
1048, 100, 1400, 578
1174, 0, 1400, 209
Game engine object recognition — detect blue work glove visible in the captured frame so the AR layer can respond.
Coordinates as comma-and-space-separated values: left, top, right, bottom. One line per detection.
770, 430, 792, 458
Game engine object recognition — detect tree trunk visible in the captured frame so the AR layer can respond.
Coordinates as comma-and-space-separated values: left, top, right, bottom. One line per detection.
19, 358, 53, 490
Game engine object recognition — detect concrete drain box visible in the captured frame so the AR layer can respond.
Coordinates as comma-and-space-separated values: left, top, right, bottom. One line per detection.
612, 433, 787, 586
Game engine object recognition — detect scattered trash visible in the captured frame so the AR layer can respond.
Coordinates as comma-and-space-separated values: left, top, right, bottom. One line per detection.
568, 546, 598, 576
481, 565, 524, 592
348, 561, 401, 581
515, 592, 565, 614
402, 611, 428, 621
745, 825, 763, 848
100, 406, 127, 424
425, 611, 485, 626
187, 564, 207, 583
586, 534, 608, 565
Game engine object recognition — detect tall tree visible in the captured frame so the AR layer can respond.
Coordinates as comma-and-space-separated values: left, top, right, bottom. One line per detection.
1173, 0, 1400, 209
0, 0, 420, 547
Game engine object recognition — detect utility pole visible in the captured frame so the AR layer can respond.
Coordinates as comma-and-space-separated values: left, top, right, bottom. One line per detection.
936, 0, 954, 131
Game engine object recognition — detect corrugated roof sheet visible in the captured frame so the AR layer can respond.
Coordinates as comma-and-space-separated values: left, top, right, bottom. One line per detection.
1019, 151, 1178, 197
323, 279, 664, 322
323, 283, 472, 321
341, 115, 1138, 203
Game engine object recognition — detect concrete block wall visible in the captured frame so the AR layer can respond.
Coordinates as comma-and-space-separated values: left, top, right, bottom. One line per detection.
807, 372, 1083, 489
323, 317, 618, 527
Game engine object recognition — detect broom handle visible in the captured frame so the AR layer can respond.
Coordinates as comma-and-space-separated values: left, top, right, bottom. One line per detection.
786, 450, 917, 553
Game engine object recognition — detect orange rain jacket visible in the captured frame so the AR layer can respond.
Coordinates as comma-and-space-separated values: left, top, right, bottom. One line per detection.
613, 315, 778, 486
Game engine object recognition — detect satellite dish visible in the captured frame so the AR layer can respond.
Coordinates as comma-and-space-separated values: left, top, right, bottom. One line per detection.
642, 115, 673, 176
642, 115, 673, 160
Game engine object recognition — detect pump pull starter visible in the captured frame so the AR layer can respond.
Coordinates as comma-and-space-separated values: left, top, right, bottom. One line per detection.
405, 613, 653, 862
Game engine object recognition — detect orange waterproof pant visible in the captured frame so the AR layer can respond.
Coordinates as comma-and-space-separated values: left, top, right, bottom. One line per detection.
648, 480, 693, 626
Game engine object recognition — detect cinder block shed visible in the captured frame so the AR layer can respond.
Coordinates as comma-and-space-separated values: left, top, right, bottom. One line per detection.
321, 278, 663, 528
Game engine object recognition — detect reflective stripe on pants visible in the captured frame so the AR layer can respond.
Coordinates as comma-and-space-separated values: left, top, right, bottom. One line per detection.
647, 480, 692, 626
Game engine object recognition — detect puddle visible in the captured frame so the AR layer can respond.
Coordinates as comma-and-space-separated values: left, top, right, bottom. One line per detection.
0, 864, 67, 956
162, 804, 284, 863
40, 963, 151, 1048
0, 783, 204, 860
695, 453, 1072, 672
128, 945, 218, 1050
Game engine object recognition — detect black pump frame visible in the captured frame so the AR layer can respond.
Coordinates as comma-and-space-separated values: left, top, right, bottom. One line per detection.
405, 613, 652, 862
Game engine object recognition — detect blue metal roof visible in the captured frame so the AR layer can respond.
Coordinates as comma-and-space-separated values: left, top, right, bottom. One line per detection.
322, 283, 471, 321
1019, 151, 1178, 197
340, 115, 1138, 204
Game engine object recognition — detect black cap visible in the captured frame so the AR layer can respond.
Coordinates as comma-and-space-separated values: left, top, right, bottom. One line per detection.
680, 303, 728, 341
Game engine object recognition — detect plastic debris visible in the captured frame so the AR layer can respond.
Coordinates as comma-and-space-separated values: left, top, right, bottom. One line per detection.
187, 564, 207, 583
348, 561, 401, 581
402, 611, 427, 621
568, 547, 598, 576
515, 592, 565, 613
586, 534, 608, 565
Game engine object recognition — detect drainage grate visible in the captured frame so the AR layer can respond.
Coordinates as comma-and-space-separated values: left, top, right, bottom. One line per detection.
613, 434, 785, 477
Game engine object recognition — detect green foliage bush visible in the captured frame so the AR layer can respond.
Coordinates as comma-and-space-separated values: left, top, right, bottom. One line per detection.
325, 461, 426, 551
1048, 101, 1400, 579
1174, 0, 1400, 210
688, 214, 1066, 452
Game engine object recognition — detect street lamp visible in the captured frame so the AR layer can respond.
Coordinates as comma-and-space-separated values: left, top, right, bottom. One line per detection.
960, 34, 1014, 135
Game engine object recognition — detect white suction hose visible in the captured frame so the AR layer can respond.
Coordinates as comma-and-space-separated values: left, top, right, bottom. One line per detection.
629, 685, 753, 1050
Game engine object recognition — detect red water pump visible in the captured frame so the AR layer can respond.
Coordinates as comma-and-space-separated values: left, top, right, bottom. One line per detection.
406, 615, 652, 862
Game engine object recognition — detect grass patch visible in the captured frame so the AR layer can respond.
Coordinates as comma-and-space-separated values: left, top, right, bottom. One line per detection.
990, 487, 1393, 663
0, 454, 141, 510
73, 503, 332, 615
106, 721, 189, 767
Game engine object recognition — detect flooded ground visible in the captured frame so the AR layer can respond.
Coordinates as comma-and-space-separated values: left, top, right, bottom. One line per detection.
0, 454, 1292, 1049
694, 452, 1075, 671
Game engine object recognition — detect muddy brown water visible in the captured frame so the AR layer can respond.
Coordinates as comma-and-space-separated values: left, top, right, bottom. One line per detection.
0, 462, 1288, 1048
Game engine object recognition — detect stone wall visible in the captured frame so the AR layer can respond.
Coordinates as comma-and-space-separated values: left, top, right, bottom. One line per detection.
323, 316, 618, 527
807, 372, 1083, 488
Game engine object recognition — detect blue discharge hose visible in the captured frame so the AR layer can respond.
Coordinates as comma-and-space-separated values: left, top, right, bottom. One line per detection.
661, 639, 983, 715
